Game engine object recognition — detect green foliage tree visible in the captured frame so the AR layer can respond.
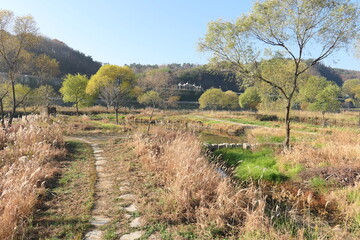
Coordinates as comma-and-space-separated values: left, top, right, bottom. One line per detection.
239, 87, 261, 111
342, 79, 360, 98
137, 90, 163, 134
86, 65, 135, 95
34, 85, 57, 107
223, 90, 239, 111
309, 84, 341, 127
199, 0, 359, 148
297, 76, 330, 110
342, 79, 360, 126
87, 65, 136, 123
198, 88, 225, 110
60, 74, 93, 115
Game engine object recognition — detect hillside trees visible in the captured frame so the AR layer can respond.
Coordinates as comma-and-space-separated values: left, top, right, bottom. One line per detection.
87, 65, 136, 124
0, 10, 61, 126
199, 0, 359, 148
60, 74, 93, 115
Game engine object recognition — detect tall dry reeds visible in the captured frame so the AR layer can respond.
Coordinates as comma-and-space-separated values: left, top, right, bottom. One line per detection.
281, 130, 360, 168
133, 128, 265, 234
0, 116, 65, 240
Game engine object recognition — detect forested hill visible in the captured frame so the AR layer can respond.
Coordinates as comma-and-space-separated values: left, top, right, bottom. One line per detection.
126, 62, 360, 92
30, 37, 102, 77
310, 63, 360, 86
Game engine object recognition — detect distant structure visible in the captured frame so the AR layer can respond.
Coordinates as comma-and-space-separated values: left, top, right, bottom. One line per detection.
177, 82, 203, 91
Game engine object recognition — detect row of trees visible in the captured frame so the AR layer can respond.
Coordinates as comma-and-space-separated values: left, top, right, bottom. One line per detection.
59, 65, 180, 127
198, 74, 360, 127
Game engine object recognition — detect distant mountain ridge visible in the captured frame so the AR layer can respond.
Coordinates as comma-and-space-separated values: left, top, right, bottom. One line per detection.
30, 37, 102, 77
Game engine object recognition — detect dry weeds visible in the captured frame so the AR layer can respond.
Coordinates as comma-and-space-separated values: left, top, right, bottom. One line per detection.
133, 128, 264, 236
0, 116, 65, 240
281, 130, 360, 168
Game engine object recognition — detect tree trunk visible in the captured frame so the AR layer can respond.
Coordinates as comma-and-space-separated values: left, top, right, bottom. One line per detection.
284, 98, 291, 149
147, 106, 155, 135
115, 108, 119, 125
322, 112, 326, 127
0, 100, 4, 128
8, 74, 16, 126
75, 103, 79, 116
358, 111, 360, 128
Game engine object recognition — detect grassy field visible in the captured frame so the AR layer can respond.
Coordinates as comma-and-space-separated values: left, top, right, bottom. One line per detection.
1, 109, 359, 239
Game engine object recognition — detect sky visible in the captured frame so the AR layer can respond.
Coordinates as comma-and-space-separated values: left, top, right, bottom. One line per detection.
1, 0, 360, 71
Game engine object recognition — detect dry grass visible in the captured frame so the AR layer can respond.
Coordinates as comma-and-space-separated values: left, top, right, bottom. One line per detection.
133, 128, 266, 236
281, 130, 360, 168
0, 116, 65, 240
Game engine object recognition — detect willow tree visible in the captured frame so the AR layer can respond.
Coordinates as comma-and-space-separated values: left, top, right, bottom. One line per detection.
199, 0, 359, 148
87, 65, 136, 124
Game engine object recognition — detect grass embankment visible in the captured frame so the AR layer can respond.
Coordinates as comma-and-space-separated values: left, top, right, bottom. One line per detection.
28, 140, 96, 239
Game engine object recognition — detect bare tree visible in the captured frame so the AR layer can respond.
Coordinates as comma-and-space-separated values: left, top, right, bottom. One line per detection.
99, 81, 131, 124
0, 10, 39, 126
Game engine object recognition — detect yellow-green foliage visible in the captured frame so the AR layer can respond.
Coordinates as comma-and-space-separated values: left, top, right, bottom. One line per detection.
60, 74, 93, 108
86, 65, 136, 95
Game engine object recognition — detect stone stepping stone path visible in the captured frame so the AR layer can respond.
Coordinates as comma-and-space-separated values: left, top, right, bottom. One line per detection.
84, 143, 112, 240
69, 137, 146, 240
120, 231, 144, 240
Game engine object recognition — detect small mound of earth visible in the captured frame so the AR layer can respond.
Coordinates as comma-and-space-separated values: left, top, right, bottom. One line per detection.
300, 167, 360, 187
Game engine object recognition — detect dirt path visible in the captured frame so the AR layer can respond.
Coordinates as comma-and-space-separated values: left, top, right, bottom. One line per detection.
194, 115, 318, 135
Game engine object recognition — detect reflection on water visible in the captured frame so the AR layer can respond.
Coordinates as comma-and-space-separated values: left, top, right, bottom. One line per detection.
199, 132, 246, 144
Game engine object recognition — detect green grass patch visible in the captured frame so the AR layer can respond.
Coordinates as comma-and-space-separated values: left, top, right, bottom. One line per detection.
29, 140, 96, 239
309, 177, 327, 192
213, 147, 288, 182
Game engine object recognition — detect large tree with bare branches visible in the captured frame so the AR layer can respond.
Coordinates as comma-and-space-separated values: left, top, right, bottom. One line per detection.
199, 0, 359, 148
0, 10, 40, 125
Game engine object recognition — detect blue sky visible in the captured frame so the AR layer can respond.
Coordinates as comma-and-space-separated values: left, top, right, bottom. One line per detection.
1, 0, 359, 70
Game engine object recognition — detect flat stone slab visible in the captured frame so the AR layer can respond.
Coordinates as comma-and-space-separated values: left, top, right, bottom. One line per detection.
90, 216, 111, 226
95, 160, 107, 166
119, 194, 135, 200
96, 180, 112, 189
98, 172, 113, 178
94, 154, 103, 159
124, 204, 137, 212
95, 165, 105, 172
130, 217, 145, 228
84, 229, 102, 240
94, 149, 104, 154
120, 231, 144, 240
